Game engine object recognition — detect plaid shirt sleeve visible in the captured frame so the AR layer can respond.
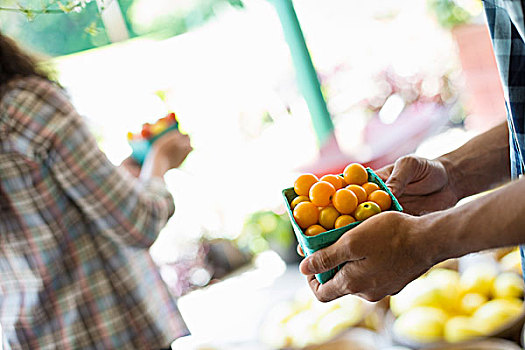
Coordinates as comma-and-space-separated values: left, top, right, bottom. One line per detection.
4, 78, 175, 248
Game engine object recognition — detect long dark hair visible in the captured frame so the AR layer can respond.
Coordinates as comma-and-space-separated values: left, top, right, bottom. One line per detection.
0, 32, 52, 97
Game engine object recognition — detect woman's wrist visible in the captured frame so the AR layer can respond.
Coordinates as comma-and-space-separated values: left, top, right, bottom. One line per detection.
140, 148, 170, 181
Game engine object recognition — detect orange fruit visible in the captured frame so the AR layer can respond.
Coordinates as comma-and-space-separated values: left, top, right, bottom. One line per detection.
304, 224, 327, 237
319, 206, 340, 230
332, 188, 358, 215
343, 163, 368, 186
346, 184, 367, 203
368, 190, 392, 211
294, 173, 319, 196
293, 202, 319, 229
340, 175, 347, 187
291, 195, 309, 209
362, 182, 380, 196
309, 181, 336, 207
334, 215, 356, 229
320, 174, 344, 190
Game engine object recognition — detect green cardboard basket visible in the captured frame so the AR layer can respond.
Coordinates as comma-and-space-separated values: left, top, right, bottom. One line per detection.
129, 122, 178, 165
282, 168, 403, 284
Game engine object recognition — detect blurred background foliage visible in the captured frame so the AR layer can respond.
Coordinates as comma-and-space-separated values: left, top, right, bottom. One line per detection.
427, 0, 483, 28
236, 210, 298, 263
0, 0, 244, 57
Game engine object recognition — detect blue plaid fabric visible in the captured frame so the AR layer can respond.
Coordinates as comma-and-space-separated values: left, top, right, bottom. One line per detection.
482, 0, 525, 277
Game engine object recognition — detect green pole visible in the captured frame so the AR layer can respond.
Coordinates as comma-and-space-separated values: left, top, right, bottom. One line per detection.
270, 0, 334, 146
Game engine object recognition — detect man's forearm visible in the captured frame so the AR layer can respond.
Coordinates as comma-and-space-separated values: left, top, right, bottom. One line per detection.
438, 122, 510, 199
419, 176, 525, 265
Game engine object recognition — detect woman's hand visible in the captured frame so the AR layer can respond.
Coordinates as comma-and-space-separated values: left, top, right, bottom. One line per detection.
141, 131, 193, 180
119, 157, 141, 178
150, 130, 193, 170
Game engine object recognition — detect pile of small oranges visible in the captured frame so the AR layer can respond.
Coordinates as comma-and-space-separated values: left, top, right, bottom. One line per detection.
291, 163, 392, 236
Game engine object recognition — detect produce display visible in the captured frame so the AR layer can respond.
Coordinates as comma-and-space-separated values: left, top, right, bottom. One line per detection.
390, 255, 525, 345
278, 162, 525, 348
259, 287, 369, 349
282, 163, 403, 283
257, 251, 524, 349
127, 112, 179, 164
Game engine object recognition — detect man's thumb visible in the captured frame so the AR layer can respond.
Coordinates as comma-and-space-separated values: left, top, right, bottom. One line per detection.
385, 156, 418, 197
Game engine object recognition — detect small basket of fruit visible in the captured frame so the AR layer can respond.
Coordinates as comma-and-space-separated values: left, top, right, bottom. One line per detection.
127, 112, 179, 165
282, 163, 403, 284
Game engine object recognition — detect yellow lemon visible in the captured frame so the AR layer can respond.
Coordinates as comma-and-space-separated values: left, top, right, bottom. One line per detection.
472, 298, 523, 334
500, 248, 522, 274
492, 272, 524, 299
459, 293, 488, 315
444, 316, 483, 343
393, 306, 448, 343
426, 268, 461, 313
459, 263, 498, 297
391, 269, 460, 316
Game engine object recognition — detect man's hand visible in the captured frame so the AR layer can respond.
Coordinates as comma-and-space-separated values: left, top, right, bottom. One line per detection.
297, 124, 514, 303
299, 211, 432, 302
375, 155, 459, 215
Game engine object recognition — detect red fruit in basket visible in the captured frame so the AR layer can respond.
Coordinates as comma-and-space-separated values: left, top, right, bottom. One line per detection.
141, 124, 152, 139
168, 112, 177, 122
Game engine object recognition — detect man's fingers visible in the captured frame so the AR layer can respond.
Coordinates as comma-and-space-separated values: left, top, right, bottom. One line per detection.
306, 265, 356, 302
299, 244, 345, 275
401, 191, 456, 215
306, 274, 320, 290
385, 156, 420, 197
374, 164, 394, 181
297, 244, 305, 257
299, 235, 362, 275
306, 275, 343, 302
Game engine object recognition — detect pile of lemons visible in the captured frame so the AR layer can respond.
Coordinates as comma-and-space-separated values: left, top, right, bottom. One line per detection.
391, 251, 524, 344
260, 288, 368, 349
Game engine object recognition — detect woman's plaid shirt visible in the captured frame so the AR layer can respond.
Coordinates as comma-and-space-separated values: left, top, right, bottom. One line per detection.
0, 77, 188, 349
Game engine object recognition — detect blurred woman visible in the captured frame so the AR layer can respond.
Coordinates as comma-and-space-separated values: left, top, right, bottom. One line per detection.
0, 32, 191, 349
